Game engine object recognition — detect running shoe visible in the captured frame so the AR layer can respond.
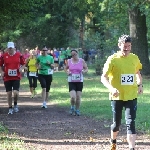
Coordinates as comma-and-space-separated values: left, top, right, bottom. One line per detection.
30, 93, 34, 98
75, 110, 80, 116
33, 91, 37, 98
41, 102, 47, 108
14, 105, 19, 113
34, 90, 37, 95
24, 72, 27, 77
8, 108, 13, 115
110, 143, 116, 150
69, 107, 75, 115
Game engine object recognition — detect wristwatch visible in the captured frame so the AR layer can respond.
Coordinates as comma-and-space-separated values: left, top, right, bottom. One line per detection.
138, 84, 143, 87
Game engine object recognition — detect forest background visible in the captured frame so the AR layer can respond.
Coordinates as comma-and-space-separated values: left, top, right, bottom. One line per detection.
1, 0, 150, 75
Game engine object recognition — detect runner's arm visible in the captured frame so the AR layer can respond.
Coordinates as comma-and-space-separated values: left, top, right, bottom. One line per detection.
136, 70, 142, 85
0, 66, 4, 77
64, 60, 70, 75
82, 59, 88, 73
36, 58, 41, 69
101, 73, 114, 91
101, 73, 119, 97
136, 70, 143, 94
0, 56, 4, 77
19, 64, 26, 73
47, 57, 54, 69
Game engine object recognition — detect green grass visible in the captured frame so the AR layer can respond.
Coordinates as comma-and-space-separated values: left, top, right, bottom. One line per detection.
1, 68, 150, 149
0, 122, 31, 150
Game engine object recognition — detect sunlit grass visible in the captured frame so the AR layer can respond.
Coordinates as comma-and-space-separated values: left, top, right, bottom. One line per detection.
0, 122, 33, 150
0, 136, 26, 150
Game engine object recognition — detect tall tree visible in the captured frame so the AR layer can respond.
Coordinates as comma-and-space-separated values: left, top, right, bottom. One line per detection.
0, 0, 47, 48
99, 0, 150, 75
129, 6, 150, 75
0, 0, 47, 31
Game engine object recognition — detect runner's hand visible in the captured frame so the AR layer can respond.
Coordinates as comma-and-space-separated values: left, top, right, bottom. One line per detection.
24, 67, 28, 71
66, 71, 71, 76
38, 64, 41, 69
82, 70, 87, 74
138, 85, 143, 94
1, 71, 4, 77
47, 60, 50, 65
111, 88, 119, 97
19, 68, 23, 73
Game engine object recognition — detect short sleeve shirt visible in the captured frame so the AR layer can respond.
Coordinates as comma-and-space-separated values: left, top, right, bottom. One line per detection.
103, 52, 142, 101
37, 55, 54, 75
66, 49, 71, 57
0, 52, 25, 81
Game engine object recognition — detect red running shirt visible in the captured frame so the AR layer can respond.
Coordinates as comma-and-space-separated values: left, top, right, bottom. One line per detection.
0, 52, 25, 81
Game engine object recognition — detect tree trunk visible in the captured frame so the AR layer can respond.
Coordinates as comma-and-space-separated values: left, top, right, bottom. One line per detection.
129, 6, 150, 75
79, 19, 85, 49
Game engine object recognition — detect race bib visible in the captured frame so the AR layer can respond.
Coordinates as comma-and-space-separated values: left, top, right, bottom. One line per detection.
54, 58, 58, 61
8, 69, 17, 76
121, 74, 134, 85
29, 72, 36, 76
48, 69, 53, 74
71, 74, 81, 82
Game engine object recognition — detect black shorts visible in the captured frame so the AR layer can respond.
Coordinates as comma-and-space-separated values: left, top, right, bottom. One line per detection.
38, 74, 53, 92
69, 82, 83, 92
4, 80, 20, 92
54, 60, 59, 64
111, 98, 137, 134
27, 72, 38, 88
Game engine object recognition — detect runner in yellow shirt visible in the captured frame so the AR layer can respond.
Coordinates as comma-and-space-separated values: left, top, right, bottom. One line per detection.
101, 34, 143, 150
25, 49, 38, 98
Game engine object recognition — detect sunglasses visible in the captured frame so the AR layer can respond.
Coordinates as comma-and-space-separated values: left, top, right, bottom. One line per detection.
71, 53, 77, 57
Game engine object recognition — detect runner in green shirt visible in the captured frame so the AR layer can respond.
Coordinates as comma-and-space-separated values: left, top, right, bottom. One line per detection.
66, 47, 72, 59
36, 47, 54, 108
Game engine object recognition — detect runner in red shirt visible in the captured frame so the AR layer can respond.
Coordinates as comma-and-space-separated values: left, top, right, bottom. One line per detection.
0, 42, 26, 114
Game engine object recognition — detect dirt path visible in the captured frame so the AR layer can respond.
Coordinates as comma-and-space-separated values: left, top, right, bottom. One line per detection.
0, 80, 150, 150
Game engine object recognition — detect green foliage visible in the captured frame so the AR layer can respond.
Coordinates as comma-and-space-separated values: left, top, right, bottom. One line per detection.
84, 32, 103, 49
0, 122, 29, 150
0, 0, 150, 64
0, 122, 8, 134
0, 136, 31, 150
0, 1, 47, 28
0, 0, 48, 48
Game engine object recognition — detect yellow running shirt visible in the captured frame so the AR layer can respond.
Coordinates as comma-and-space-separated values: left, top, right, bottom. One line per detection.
28, 58, 37, 72
103, 52, 142, 101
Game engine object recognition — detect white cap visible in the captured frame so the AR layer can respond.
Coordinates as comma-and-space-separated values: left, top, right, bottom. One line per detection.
7, 42, 15, 48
